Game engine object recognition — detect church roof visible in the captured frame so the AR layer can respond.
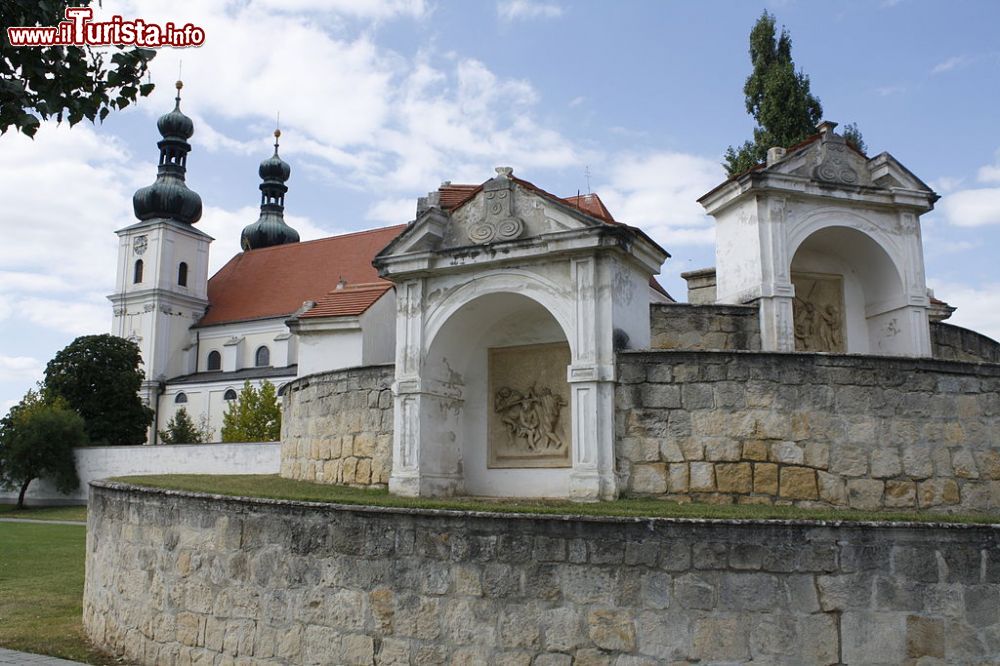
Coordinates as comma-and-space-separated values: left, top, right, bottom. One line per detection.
300, 282, 392, 319
196, 225, 406, 327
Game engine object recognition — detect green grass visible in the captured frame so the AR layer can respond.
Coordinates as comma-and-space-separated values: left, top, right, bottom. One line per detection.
115, 474, 1000, 524
0, 503, 87, 522
0, 522, 116, 664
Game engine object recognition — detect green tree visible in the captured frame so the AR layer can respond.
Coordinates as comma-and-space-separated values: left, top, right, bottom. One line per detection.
158, 407, 213, 444
725, 11, 833, 175
221, 381, 281, 443
0, 389, 86, 509
1, 1, 156, 137
44, 334, 153, 446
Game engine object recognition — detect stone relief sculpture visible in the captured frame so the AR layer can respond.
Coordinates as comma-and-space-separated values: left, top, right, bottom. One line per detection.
488, 342, 572, 468
792, 272, 846, 352
468, 166, 525, 244
494, 384, 567, 453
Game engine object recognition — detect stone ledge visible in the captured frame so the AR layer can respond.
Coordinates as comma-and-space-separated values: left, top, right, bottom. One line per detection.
89, 481, 1000, 531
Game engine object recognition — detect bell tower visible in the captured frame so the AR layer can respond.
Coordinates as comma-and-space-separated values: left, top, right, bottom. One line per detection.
108, 81, 212, 441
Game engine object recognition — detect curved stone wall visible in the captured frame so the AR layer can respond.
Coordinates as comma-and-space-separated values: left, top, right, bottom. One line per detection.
617, 350, 1000, 512
85, 482, 1000, 665
932, 321, 1000, 364
279, 364, 394, 486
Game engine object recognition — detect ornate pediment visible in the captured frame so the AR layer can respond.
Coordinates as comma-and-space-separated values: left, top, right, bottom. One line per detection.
469, 167, 526, 244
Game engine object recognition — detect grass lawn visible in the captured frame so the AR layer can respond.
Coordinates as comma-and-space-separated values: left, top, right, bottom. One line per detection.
0, 503, 87, 522
116, 474, 1000, 524
0, 522, 116, 665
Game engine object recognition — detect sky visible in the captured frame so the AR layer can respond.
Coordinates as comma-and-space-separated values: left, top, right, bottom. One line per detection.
2, 0, 1000, 413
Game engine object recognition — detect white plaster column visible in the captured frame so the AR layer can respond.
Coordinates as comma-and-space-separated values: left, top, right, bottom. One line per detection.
389, 278, 425, 497
566, 258, 618, 500
390, 279, 465, 498
757, 197, 796, 351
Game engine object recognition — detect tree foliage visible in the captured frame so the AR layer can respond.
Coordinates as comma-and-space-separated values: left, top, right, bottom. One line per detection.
0, 389, 86, 508
1, 0, 156, 137
724, 12, 867, 175
44, 334, 153, 446
159, 407, 213, 444
221, 381, 281, 443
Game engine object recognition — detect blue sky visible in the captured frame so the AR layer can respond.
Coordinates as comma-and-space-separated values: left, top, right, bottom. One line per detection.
2, 0, 1000, 412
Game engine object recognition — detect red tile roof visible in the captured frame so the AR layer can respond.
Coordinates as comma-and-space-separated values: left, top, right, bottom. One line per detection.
300, 282, 393, 319
562, 193, 616, 223
439, 180, 619, 224
197, 225, 405, 327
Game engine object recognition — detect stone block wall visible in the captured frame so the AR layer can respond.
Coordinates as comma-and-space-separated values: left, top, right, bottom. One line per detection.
85, 482, 1000, 665
932, 321, 1000, 364
650, 302, 761, 351
617, 350, 1000, 512
279, 364, 394, 487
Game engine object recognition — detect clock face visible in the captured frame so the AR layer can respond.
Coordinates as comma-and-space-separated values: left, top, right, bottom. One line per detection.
133, 235, 148, 255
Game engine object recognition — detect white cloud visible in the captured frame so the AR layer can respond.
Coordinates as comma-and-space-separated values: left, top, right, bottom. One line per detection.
366, 197, 416, 224
597, 151, 725, 247
569, 96, 586, 108
931, 55, 968, 74
197, 206, 339, 275
875, 85, 905, 97
977, 151, 1000, 183
498, 0, 564, 21
927, 279, 1000, 343
253, 0, 428, 19
979, 165, 1000, 184
939, 188, 1000, 227
0, 356, 44, 383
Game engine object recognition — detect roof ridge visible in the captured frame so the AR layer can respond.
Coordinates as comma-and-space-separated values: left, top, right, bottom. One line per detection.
240, 224, 408, 254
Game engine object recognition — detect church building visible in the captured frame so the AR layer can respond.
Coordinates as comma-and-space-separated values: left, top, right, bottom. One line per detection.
109, 84, 1000, 508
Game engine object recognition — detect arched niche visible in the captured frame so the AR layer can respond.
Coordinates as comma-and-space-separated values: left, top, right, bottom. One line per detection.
789, 225, 910, 355
422, 291, 574, 497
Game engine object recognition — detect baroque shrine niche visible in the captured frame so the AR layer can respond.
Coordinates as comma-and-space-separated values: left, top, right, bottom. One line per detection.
488, 342, 571, 468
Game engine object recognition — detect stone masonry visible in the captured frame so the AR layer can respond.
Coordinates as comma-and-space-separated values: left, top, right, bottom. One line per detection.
280, 364, 394, 487
649, 302, 761, 352
932, 321, 1000, 365
617, 350, 1000, 512
85, 481, 1000, 665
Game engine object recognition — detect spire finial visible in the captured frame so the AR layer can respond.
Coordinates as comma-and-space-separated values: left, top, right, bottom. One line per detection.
273, 112, 281, 155
174, 79, 183, 109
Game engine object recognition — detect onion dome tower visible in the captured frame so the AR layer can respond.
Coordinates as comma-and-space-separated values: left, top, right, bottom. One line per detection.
132, 81, 203, 224
240, 129, 300, 250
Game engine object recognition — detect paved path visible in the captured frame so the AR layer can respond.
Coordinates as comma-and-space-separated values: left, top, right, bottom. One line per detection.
0, 518, 85, 526
0, 648, 87, 665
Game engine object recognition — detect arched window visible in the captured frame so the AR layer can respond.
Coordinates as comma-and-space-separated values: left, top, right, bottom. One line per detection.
174, 392, 188, 404
133, 259, 143, 284
178, 262, 188, 287
255, 345, 270, 367
223, 388, 237, 401
207, 350, 221, 371
277, 383, 288, 397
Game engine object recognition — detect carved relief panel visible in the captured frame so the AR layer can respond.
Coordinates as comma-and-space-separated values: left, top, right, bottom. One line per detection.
488, 342, 571, 468
792, 272, 846, 353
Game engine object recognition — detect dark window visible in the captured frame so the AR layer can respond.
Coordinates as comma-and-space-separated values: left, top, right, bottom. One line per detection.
178, 262, 188, 286
174, 392, 188, 404
255, 346, 270, 367
133, 259, 143, 284
277, 383, 288, 397
207, 350, 221, 371
223, 389, 237, 401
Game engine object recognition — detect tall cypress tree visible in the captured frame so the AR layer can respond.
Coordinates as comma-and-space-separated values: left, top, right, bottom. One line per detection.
724, 12, 826, 175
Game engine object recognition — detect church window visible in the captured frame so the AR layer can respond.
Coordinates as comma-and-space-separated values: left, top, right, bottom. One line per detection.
207, 350, 221, 371
178, 262, 188, 286
255, 346, 270, 367
174, 392, 188, 404
133, 259, 143, 284
223, 389, 237, 401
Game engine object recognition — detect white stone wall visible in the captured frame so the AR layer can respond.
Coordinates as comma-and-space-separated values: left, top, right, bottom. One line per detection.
0, 442, 280, 505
